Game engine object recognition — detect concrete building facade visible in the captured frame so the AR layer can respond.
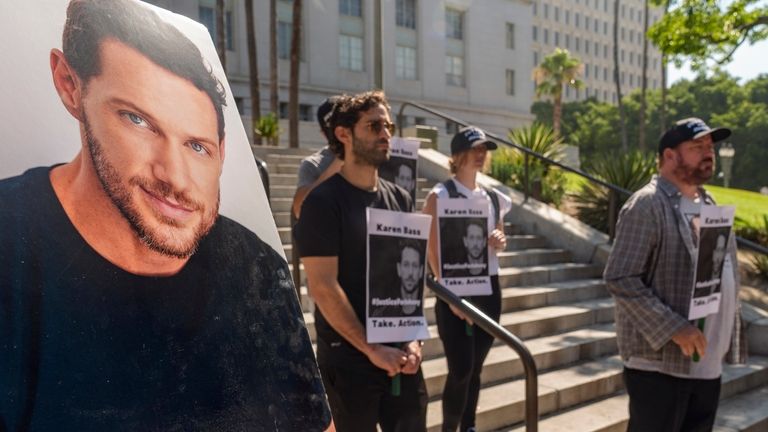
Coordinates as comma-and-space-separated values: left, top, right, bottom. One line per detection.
532, 0, 664, 104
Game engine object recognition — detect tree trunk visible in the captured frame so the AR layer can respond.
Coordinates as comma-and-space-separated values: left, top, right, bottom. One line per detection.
613, 0, 628, 151
288, 0, 302, 149
216, 0, 226, 72
660, 0, 672, 132
638, 0, 649, 151
553, 92, 563, 137
269, 0, 279, 146
245, 0, 261, 146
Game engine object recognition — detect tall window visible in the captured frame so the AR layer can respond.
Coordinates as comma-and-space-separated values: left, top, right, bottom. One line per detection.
445, 55, 464, 86
339, 0, 362, 17
445, 8, 463, 39
396, 46, 417, 80
506, 69, 515, 95
339, 35, 363, 71
199, 6, 233, 51
278, 21, 291, 59
544, 28, 549, 44
533, 25, 538, 41
396, 0, 416, 29
506, 22, 515, 49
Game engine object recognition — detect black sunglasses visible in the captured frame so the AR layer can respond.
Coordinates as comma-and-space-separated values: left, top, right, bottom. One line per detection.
366, 120, 397, 135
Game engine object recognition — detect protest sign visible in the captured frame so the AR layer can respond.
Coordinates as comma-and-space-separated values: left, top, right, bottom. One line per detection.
366, 207, 432, 343
688, 205, 735, 320
436, 197, 492, 296
379, 137, 420, 202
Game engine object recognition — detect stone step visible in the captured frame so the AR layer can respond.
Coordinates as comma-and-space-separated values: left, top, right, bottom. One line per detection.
251, 145, 318, 159
278, 227, 293, 244
498, 249, 570, 268
506, 235, 548, 251
303, 297, 615, 357
422, 323, 618, 400
274, 163, 299, 175
272, 212, 292, 227
501, 356, 768, 432
270, 174, 302, 186
497, 262, 603, 288
426, 355, 627, 432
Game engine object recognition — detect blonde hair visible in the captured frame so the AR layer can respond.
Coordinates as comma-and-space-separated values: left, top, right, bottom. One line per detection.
448, 149, 492, 174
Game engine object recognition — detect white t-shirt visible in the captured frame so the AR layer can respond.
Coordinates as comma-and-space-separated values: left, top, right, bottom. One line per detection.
430, 178, 513, 276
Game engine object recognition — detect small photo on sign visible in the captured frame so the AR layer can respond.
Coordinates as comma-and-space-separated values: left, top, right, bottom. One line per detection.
379, 137, 420, 203
688, 205, 735, 320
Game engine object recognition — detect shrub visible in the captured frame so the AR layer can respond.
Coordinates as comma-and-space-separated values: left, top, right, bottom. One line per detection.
254, 112, 281, 144
572, 151, 657, 233
490, 124, 567, 206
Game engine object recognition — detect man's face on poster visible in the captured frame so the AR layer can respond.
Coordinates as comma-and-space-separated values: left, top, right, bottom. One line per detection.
397, 246, 423, 293
463, 223, 486, 260
395, 164, 414, 192
76, 39, 224, 258
712, 234, 727, 273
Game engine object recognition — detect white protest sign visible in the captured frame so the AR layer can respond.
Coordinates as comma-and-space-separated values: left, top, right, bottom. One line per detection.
366, 207, 432, 343
436, 197, 492, 296
379, 137, 420, 202
688, 205, 735, 320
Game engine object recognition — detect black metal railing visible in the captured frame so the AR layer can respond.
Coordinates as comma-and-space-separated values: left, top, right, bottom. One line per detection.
396, 101, 768, 256
427, 276, 539, 431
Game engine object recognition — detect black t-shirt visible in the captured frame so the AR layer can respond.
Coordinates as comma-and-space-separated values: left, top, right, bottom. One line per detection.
294, 174, 412, 363
0, 167, 331, 432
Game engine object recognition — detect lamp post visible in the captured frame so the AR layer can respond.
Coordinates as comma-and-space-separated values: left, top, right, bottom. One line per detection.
718, 142, 735, 188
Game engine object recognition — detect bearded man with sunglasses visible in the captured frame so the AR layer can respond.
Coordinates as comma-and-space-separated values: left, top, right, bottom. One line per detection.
295, 90, 428, 432
604, 118, 745, 432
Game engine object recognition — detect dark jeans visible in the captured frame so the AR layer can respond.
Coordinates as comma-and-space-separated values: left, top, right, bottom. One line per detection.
623, 367, 722, 432
317, 344, 427, 432
435, 275, 501, 432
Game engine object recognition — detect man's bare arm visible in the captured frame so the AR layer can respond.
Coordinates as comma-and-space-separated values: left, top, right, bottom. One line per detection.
292, 158, 343, 218
302, 256, 407, 376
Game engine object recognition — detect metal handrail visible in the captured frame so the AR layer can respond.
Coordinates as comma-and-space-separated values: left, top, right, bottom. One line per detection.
427, 275, 538, 431
396, 100, 768, 255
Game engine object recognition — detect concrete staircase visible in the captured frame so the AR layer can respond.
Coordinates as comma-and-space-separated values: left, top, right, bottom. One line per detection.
253, 145, 768, 432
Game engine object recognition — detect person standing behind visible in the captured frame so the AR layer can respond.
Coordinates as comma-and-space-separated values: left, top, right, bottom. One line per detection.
422, 126, 512, 432
291, 95, 346, 219
294, 90, 427, 432
604, 117, 745, 432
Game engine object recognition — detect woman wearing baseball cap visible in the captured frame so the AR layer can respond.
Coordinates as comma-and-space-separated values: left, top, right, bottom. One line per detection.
422, 126, 512, 432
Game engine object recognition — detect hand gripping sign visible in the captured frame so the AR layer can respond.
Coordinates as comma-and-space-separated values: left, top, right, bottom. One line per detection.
366, 207, 432, 343
436, 197, 492, 296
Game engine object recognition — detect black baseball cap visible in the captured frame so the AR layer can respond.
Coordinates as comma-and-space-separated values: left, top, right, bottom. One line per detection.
317, 96, 343, 140
658, 117, 731, 155
450, 126, 498, 155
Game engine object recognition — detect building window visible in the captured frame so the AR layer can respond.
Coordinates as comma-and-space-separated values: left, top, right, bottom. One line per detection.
585, 63, 590, 78
199, 6, 233, 51
533, 1, 537, 16
445, 55, 464, 86
533, 25, 538, 41
339, 34, 363, 71
544, 28, 549, 44
554, 31, 560, 46
555, 6, 560, 21
594, 64, 599, 78
445, 8, 463, 40
565, 10, 570, 25
446, 120, 459, 134
575, 12, 580, 28
594, 18, 599, 32
604, 67, 608, 81
533, 51, 539, 66
604, 22, 608, 35
506, 69, 515, 95
585, 40, 589, 54
585, 16, 590, 30
544, 3, 549, 19
604, 44, 609, 58
506, 22, 515, 49
575, 36, 580, 51
279, 102, 313, 121
396, 45, 417, 80
566, 34, 571, 49
278, 21, 291, 59
339, 0, 362, 17
396, 0, 416, 29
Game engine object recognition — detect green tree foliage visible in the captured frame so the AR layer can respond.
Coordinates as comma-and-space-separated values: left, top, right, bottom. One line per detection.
647, 0, 768, 70
531, 72, 768, 191
532, 48, 584, 136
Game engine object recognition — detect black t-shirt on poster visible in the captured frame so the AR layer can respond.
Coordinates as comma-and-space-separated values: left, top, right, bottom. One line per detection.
294, 173, 412, 364
0, 167, 331, 432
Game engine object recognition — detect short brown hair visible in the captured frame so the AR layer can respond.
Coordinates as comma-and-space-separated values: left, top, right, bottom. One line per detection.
328, 90, 390, 160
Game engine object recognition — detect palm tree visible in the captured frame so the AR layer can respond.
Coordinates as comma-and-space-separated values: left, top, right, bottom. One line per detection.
215, 0, 226, 72
532, 48, 584, 137
613, 0, 628, 151
288, 0, 302, 149
245, 0, 261, 145
638, 0, 649, 150
660, 0, 672, 132
269, 0, 279, 146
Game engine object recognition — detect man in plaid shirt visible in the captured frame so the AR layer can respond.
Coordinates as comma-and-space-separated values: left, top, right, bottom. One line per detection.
604, 118, 746, 432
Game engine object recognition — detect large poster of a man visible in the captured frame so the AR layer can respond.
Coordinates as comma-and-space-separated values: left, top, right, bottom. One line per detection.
688, 205, 735, 320
437, 197, 492, 296
379, 137, 420, 202
366, 208, 431, 343
0, 1, 330, 430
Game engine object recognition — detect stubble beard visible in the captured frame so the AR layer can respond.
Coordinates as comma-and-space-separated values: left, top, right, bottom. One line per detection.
352, 134, 389, 167
84, 115, 219, 259
673, 152, 714, 185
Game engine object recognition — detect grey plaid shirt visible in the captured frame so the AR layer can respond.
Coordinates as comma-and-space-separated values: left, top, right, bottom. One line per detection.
604, 175, 746, 376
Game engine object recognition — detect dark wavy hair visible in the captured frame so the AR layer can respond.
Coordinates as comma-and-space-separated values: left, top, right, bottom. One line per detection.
63, 0, 227, 140
327, 90, 390, 160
